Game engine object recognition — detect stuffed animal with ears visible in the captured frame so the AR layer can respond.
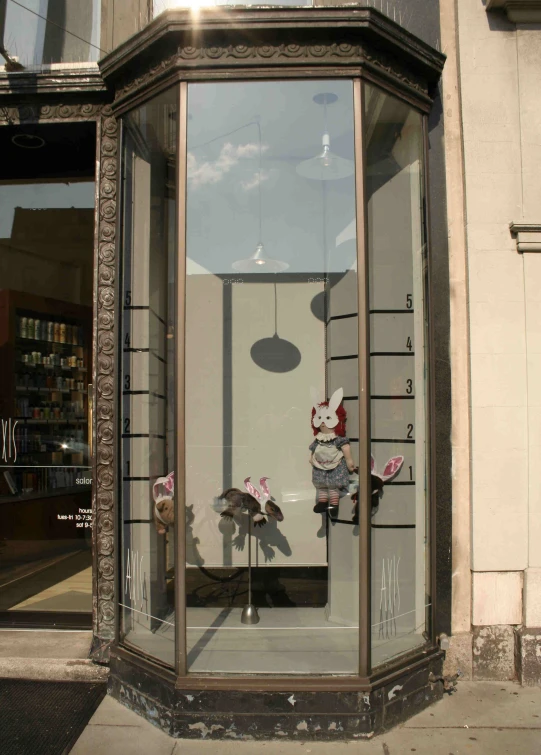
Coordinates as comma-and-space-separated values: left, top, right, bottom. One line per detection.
351, 455, 404, 523
152, 472, 175, 535
309, 387, 356, 512
214, 477, 284, 527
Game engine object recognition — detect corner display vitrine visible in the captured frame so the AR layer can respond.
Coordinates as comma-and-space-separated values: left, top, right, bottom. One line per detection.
98, 7, 448, 740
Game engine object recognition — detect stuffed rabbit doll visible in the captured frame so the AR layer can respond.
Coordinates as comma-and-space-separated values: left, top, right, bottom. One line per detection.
309, 387, 356, 512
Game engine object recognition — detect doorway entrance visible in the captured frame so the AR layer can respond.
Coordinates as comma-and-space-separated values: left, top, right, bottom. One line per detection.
0, 121, 96, 628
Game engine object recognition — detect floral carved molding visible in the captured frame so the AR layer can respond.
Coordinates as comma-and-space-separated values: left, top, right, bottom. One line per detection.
0, 102, 118, 661
0, 103, 103, 124
93, 105, 118, 659
101, 10, 444, 111
113, 41, 430, 107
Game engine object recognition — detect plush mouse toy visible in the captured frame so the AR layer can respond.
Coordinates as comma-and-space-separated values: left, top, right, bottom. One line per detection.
213, 476, 284, 526
152, 472, 175, 535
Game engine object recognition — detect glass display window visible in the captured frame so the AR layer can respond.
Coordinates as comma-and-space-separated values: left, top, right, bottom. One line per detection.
184, 79, 358, 674
117, 64, 434, 681
364, 83, 431, 666
119, 88, 177, 664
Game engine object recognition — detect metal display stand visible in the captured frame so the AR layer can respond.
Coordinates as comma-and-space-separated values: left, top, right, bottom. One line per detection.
241, 514, 260, 625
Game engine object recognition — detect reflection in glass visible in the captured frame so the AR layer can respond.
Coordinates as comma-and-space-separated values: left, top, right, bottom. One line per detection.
153, 0, 312, 17
0, 0, 101, 69
185, 80, 359, 674
120, 90, 177, 665
364, 83, 430, 666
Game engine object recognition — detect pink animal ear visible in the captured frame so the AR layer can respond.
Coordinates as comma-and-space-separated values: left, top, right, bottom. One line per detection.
153, 474, 174, 504
381, 456, 404, 482
259, 477, 271, 501
371, 455, 376, 473
164, 472, 174, 494
244, 477, 261, 502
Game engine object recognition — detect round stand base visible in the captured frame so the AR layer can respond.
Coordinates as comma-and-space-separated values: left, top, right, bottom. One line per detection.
241, 604, 260, 625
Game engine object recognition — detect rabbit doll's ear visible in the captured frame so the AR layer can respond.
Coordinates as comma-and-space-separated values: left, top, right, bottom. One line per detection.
328, 387, 344, 413
244, 476, 262, 502
371, 455, 376, 473
381, 456, 404, 482
310, 386, 321, 409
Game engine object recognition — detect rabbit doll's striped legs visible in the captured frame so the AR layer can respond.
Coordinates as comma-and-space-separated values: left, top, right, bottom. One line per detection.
317, 488, 329, 504
313, 487, 330, 513
328, 489, 340, 507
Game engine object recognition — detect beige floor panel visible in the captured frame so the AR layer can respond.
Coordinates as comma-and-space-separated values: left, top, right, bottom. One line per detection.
124, 606, 424, 673
10, 566, 92, 612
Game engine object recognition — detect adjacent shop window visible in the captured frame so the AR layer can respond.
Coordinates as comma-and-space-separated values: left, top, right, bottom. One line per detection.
120, 89, 177, 665
185, 80, 359, 674
364, 83, 431, 666
0, 120, 96, 618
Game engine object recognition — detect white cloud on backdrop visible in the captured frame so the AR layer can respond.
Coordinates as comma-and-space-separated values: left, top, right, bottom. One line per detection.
240, 170, 270, 192
187, 141, 269, 188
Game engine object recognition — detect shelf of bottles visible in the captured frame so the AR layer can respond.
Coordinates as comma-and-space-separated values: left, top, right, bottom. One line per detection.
8, 310, 90, 495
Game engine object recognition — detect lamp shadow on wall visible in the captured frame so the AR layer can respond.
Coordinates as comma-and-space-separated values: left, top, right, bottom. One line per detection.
250, 282, 302, 373
250, 333, 301, 373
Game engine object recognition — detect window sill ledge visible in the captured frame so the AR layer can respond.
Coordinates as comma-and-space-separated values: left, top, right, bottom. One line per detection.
510, 223, 541, 253
487, 0, 541, 23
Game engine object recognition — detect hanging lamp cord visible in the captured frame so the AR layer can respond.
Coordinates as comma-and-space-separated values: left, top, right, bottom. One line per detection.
189, 118, 263, 248
257, 119, 263, 246
274, 282, 278, 336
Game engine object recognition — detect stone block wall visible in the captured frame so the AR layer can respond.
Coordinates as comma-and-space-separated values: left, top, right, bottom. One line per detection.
442, 0, 541, 684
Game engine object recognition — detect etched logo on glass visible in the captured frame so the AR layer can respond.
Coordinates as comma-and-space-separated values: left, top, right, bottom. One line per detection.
1, 418, 18, 463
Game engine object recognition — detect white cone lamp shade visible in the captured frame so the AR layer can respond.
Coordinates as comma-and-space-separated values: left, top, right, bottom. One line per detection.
296, 92, 354, 181
232, 243, 289, 274
296, 132, 354, 181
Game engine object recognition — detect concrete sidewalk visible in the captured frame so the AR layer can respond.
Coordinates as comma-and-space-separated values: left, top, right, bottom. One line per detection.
71, 682, 541, 755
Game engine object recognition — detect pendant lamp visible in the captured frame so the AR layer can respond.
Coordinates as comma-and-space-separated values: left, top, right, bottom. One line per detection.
232, 120, 289, 274
296, 93, 354, 181
232, 243, 288, 274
